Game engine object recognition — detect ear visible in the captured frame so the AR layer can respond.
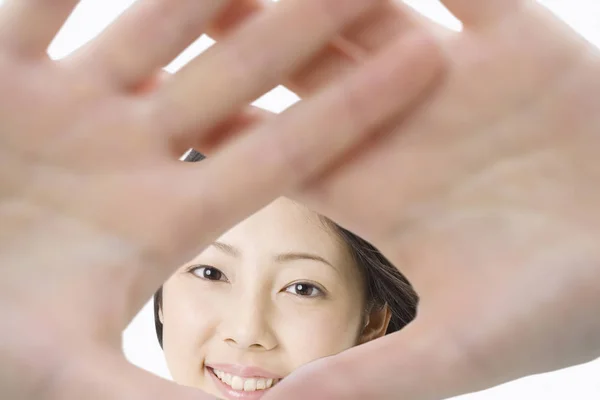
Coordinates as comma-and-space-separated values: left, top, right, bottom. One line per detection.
158, 304, 164, 324
358, 305, 392, 344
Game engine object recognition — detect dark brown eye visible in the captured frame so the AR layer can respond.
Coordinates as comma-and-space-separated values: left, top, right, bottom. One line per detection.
285, 282, 322, 297
190, 266, 226, 282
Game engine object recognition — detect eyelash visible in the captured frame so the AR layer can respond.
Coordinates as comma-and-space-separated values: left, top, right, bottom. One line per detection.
187, 265, 229, 282
187, 266, 325, 298
283, 282, 325, 298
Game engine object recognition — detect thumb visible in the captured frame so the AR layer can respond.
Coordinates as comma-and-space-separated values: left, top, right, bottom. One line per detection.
262, 319, 495, 400
53, 345, 216, 400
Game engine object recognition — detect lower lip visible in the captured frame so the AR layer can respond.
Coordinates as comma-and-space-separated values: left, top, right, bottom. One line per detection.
206, 367, 274, 400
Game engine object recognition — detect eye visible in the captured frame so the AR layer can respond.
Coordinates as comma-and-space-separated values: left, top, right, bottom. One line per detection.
188, 265, 227, 282
284, 282, 323, 298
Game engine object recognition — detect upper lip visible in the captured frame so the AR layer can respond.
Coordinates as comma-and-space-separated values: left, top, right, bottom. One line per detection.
206, 363, 283, 379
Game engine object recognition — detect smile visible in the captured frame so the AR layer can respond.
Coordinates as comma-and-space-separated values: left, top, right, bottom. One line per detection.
212, 368, 280, 391
206, 365, 283, 400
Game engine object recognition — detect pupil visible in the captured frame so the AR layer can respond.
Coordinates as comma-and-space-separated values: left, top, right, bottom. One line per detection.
204, 268, 219, 280
296, 284, 309, 294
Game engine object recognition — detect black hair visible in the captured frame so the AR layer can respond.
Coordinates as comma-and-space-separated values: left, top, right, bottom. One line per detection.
153, 150, 418, 347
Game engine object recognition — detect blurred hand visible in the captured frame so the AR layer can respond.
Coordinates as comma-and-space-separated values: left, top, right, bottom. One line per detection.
249, 1, 600, 399
0, 1, 441, 399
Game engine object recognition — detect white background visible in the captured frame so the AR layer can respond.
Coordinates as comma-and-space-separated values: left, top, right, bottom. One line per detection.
11, 0, 599, 398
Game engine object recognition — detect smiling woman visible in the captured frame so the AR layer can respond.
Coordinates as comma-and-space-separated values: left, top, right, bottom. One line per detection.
152, 150, 418, 400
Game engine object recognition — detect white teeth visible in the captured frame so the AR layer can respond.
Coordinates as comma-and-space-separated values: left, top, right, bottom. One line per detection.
212, 369, 278, 392
243, 379, 256, 392
231, 376, 244, 391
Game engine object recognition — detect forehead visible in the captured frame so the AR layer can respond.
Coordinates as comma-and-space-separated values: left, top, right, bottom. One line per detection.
217, 197, 346, 260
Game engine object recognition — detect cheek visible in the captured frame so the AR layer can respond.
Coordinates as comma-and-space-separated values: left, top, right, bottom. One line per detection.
277, 301, 363, 368
161, 286, 217, 384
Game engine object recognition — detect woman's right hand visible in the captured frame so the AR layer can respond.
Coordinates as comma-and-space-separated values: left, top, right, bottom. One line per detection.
0, 1, 441, 399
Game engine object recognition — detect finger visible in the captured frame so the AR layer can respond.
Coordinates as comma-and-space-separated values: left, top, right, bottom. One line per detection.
208, 1, 371, 94
57, 348, 220, 400
0, 0, 79, 57
261, 319, 479, 400
207, 1, 444, 96
149, 0, 386, 151
65, 0, 230, 89
440, 0, 527, 28
176, 105, 271, 156
208, 0, 361, 94
135, 70, 272, 156
340, 1, 448, 53
290, 1, 447, 94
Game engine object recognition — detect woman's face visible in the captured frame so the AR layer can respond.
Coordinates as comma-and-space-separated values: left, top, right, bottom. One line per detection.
160, 198, 368, 399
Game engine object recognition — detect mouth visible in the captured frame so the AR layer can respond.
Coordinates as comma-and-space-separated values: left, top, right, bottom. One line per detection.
207, 366, 281, 399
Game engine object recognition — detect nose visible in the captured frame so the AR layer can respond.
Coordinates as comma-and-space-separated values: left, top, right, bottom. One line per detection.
220, 291, 277, 351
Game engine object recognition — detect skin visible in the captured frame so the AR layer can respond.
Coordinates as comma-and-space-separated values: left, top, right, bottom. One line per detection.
0, 1, 439, 400
159, 198, 389, 396
6, 1, 600, 400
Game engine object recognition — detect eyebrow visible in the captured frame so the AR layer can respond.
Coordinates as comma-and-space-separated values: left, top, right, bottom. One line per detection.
211, 242, 241, 257
211, 242, 336, 270
275, 252, 334, 268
